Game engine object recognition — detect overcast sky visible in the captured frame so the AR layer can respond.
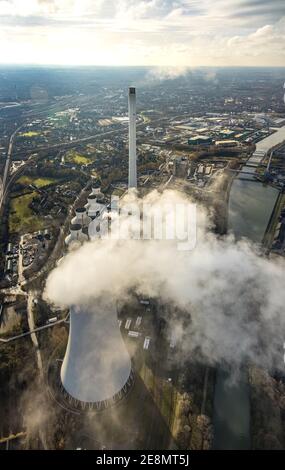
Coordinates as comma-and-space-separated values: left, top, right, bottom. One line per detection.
0, 0, 284, 66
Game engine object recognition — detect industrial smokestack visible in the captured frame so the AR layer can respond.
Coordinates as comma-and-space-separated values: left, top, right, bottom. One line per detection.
128, 87, 137, 189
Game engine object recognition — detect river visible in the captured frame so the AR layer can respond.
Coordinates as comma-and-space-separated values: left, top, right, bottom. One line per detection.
212, 177, 279, 449
228, 179, 279, 243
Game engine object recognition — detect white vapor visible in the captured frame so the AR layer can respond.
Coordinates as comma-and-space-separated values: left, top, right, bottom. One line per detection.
145, 66, 190, 82
44, 190, 285, 372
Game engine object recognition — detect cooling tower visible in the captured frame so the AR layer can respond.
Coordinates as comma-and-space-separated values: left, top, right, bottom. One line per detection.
60, 301, 134, 409
128, 87, 137, 189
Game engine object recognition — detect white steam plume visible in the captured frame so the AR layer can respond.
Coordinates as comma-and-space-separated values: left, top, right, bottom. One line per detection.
145, 66, 190, 82
44, 190, 285, 372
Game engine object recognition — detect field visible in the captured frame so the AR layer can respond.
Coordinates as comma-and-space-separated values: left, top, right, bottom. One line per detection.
65, 150, 92, 165
17, 175, 57, 188
9, 192, 44, 234
20, 131, 41, 138
139, 363, 175, 427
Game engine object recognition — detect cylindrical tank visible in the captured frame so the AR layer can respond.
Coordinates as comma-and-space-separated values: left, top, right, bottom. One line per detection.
85, 194, 106, 219
44, 229, 51, 240
90, 183, 103, 197
65, 223, 88, 247
71, 207, 92, 228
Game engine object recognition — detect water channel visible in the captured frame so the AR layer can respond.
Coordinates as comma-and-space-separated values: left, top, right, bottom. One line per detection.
213, 176, 279, 449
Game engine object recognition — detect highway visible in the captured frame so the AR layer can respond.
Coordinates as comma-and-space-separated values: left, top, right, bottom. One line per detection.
0, 125, 23, 211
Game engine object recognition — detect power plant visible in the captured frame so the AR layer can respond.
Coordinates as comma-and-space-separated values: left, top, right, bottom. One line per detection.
59, 88, 138, 411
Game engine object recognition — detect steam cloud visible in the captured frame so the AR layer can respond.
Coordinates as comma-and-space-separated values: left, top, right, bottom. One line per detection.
146, 66, 190, 82
44, 190, 285, 372
142, 67, 218, 84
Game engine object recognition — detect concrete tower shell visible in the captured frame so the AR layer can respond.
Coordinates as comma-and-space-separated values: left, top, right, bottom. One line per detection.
60, 302, 133, 405
128, 87, 137, 189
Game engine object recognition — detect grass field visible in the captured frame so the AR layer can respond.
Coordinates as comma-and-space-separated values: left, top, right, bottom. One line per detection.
65, 150, 92, 165
20, 131, 41, 138
17, 176, 57, 188
139, 363, 176, 427
9, 192, 44, 234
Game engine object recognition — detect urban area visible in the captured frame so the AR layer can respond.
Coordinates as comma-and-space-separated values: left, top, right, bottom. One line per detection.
0, 66, 285, 450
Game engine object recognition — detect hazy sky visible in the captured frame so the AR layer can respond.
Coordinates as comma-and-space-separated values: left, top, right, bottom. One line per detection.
0, 0, 284, 66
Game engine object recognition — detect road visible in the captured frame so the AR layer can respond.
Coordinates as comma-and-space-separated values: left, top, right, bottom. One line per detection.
27, 291, 49, 450
0, 315, 68, 343
0, 125, 24, 211
27, 292, 44, 376
18, 235, 25, 285
0, 432, 26, 446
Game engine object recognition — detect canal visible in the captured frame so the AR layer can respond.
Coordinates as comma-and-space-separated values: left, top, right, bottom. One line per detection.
213, 178, 279, 449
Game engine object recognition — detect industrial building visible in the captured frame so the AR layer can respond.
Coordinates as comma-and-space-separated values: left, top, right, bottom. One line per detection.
219, 129, 235, 139
188, 135, 213, 146
215, 140, 239, 148
173, 156, 190, 177
64, 182, 107, 248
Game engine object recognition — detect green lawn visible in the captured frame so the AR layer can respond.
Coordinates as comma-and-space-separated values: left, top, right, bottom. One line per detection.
20, 131, 41, 138
65, 150, 92, 165
17, 176, 57, 188
9, 192, 44, 234
34, 177, 56, 187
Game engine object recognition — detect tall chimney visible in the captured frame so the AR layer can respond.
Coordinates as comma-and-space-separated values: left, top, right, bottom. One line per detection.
128, 87, 137, 189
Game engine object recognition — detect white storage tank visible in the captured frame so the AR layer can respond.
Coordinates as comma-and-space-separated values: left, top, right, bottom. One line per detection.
65, 223, 88, 248
71, 207, 92, 229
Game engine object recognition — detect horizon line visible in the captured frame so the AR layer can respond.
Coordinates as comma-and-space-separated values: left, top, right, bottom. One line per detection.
0, 63, 285, 69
